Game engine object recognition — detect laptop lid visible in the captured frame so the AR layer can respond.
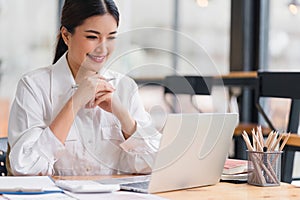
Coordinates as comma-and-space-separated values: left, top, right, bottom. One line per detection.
148, 113, 238, 193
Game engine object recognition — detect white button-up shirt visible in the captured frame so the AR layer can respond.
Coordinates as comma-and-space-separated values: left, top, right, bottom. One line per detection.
8, 54, 161, 176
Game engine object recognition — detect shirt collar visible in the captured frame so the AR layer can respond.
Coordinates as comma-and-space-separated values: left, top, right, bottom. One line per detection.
52, 52, 76, 88
51, 52, 76, 114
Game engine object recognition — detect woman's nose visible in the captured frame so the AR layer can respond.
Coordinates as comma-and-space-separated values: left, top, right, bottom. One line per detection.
94, 41, 108, 54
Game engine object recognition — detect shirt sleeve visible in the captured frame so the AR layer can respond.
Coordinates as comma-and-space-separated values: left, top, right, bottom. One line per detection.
8, 76, 65, 176
116, 77, 162, 174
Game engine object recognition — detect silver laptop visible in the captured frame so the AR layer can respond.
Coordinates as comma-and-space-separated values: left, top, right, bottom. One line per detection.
99, 113, 238, 193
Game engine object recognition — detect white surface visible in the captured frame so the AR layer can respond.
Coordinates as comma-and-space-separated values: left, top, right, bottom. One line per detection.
55, 180, 120, 193
0, 176, 62, 193
291, 180, 300, 187
3, 193, 74, 200
64, 191, 167, 200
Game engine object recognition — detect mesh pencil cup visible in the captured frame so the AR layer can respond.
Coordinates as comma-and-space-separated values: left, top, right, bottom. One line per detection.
247, 150, 282, 186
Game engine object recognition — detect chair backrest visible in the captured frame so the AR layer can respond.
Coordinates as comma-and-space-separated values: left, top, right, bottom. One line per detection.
164, 75, 213, 95
256, 71, 300, 132
163, 75, 213, 113
0, 137, 8, 176
256, 71, 300, 183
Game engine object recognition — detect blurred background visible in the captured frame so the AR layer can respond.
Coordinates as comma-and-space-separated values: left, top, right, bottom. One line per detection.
0, 0, 300, 176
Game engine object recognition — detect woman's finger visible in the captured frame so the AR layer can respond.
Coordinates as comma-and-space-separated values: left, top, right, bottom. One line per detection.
96, 79, 115, 92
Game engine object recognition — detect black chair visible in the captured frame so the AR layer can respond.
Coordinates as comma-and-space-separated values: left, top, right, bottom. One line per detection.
256, 71, 300, 183
0, 137, 8, 176
163, 75, 213, 113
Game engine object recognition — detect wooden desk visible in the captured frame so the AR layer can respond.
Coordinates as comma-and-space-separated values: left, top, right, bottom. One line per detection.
218, 71, 257, 78
54, 176, 300, 200
214, 71, 258, 88
159, 182, 300, 200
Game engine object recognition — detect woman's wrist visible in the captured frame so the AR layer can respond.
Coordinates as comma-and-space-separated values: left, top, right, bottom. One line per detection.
122, 119, 137, 139
113, 107, 137, 138
70, 95, 83, 113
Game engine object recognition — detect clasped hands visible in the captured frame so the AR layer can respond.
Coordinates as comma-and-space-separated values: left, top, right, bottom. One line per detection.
73, 67, 118, 113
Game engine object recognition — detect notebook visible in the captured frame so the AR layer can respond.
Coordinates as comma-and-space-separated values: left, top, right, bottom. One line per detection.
99, 113, 238, 193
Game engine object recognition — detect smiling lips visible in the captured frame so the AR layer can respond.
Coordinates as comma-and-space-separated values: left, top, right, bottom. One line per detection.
88, 54, 106, 63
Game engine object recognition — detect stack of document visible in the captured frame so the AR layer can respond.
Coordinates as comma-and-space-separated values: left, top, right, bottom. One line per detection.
221, 159, 248, 182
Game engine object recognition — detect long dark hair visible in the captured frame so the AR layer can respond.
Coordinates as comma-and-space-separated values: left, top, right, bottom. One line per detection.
53, 0, 119, 64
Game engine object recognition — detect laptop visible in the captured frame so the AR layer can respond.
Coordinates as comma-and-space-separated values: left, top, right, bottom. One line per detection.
98, 113, 238, 193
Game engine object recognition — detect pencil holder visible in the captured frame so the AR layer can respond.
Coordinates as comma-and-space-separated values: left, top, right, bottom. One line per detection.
247, 151, 282, 186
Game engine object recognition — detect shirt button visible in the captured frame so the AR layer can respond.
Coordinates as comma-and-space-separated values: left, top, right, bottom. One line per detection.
0, 162, 4, 166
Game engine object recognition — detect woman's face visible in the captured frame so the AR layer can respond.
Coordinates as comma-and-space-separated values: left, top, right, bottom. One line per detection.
62, 14, 117, 75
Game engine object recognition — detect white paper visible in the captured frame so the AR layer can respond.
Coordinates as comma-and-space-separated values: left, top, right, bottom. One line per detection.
64, 191, 169, 200
0, 176, 62, 192
291, 180, 300, 187
3, 193, 75, 200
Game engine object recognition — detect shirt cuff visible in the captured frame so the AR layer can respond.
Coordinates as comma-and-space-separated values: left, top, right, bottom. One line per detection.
119, 124, 161, 154
35, 127, 65, 164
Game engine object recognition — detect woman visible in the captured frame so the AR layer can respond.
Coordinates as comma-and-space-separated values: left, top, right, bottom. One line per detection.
7, 0, 161, 176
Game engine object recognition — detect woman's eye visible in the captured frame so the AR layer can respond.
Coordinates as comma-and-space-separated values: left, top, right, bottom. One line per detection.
86, 36, 98, 39
108, 36, 116, 40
